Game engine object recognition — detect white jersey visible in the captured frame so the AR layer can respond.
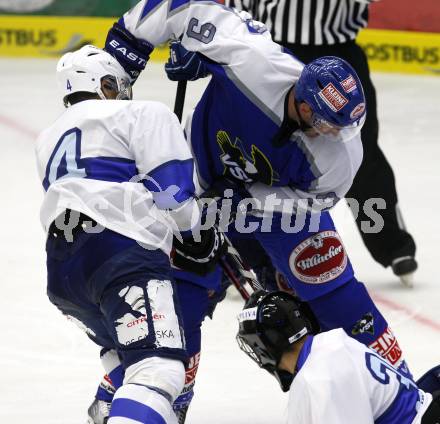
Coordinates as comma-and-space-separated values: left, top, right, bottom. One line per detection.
36, 100, 200, 255
118, 1, 363, 210
288, 329, 432, 424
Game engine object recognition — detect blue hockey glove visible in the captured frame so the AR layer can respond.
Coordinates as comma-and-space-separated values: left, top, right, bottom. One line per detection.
105, 22, 153, 84
417, 365, 440, 394
165, 41, 210, 81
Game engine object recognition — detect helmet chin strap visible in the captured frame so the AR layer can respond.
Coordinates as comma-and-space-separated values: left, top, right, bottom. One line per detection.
271, 86, 313, 147
293, 98, 313, 132
271, 87, 299, 147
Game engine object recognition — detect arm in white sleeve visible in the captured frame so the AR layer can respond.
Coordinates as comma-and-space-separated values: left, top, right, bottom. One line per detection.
224, 0, 255, 12
120, 0, 301, 114
120, 0, 274, 62
130, 101, 201, 233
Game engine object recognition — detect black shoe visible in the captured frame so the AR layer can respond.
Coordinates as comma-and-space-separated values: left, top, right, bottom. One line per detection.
391, 256, 418, 287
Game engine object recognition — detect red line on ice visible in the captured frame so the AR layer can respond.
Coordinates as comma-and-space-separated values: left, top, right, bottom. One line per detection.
372, 292, 440, 333
0, 114, 38, 140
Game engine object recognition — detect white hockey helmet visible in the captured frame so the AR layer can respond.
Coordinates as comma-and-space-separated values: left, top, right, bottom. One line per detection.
56, 45, 132, 107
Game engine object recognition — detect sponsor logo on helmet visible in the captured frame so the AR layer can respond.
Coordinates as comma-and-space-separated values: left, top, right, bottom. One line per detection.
318, 83, 348, 112
289, 231, 347, 284
341, 75, 357, 93
288, 327, 308, 344
352, 312, 375, 336
350, 102, 366, 120
369, 327, 403, 366
238, 307, 258, 323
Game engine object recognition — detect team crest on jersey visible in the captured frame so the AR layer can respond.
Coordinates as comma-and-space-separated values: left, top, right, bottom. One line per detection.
216, 130, 277, 185
289, 231, 347, 284
318, 83, 348, 112
352, 312, 375, 336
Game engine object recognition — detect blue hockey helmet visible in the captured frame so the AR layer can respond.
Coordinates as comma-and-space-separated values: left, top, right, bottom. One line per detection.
295, 56, 366, 142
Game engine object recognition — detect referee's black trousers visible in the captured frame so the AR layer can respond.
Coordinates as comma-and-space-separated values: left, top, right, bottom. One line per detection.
283, 40, 416, 267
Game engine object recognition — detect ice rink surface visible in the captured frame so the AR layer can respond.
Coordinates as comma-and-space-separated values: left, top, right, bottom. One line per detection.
1, 58, 439, 423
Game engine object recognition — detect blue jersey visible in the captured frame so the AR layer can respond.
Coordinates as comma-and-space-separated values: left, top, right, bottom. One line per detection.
119, 1, 362, 209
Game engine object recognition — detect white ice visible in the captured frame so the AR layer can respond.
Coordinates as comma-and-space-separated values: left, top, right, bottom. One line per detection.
0, 59, 439, 423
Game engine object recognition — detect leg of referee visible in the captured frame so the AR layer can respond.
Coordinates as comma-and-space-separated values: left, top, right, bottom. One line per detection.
283, 41, 417, 284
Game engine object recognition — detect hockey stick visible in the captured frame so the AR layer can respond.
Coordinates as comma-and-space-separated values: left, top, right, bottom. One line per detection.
220, 239, 263, 299
172, 80, 261, 300
174, 81, 187, 122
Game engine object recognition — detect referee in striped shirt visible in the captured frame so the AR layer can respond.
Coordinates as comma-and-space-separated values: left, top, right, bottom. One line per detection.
227, 0, 417, 284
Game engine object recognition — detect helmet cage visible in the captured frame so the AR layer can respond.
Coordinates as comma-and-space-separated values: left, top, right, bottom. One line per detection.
100, 74, 133, 101
236, 332, 278, 370
310, 111, 366, 142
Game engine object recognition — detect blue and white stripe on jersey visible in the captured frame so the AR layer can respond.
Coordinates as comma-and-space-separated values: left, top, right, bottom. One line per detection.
375, 386, 422, 424
36, 99, 200, 253
144, 159, 196, 209
365, 351, 428, 424
43, 156, 138, 192
290, 331, 432, 424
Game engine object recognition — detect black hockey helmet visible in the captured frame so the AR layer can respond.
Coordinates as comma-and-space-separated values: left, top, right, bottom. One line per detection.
236, 290, 319, 391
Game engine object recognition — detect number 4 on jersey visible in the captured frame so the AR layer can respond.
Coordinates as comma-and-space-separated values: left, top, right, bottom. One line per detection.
43, 128, 86, 190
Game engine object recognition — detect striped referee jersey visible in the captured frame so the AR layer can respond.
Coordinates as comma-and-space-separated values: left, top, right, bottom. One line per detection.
226, 0, 370, 45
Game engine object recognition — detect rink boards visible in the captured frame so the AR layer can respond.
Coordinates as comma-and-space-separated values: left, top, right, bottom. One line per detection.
0, 14, 439, 75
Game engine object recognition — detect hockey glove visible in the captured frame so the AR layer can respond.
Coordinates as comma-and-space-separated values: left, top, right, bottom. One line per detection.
172, 227, 227, 276
105, 22, 153, 84
165, 41, 210, 82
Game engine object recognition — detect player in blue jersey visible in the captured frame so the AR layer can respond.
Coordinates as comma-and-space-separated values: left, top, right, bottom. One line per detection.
237, 291, 440, 424
36, 45, 227, 424
102, 0, 411, 377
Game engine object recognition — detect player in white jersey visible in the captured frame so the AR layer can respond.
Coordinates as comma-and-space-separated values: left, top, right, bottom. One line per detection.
237, 291, 440, 424
35, 45, 226, 424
